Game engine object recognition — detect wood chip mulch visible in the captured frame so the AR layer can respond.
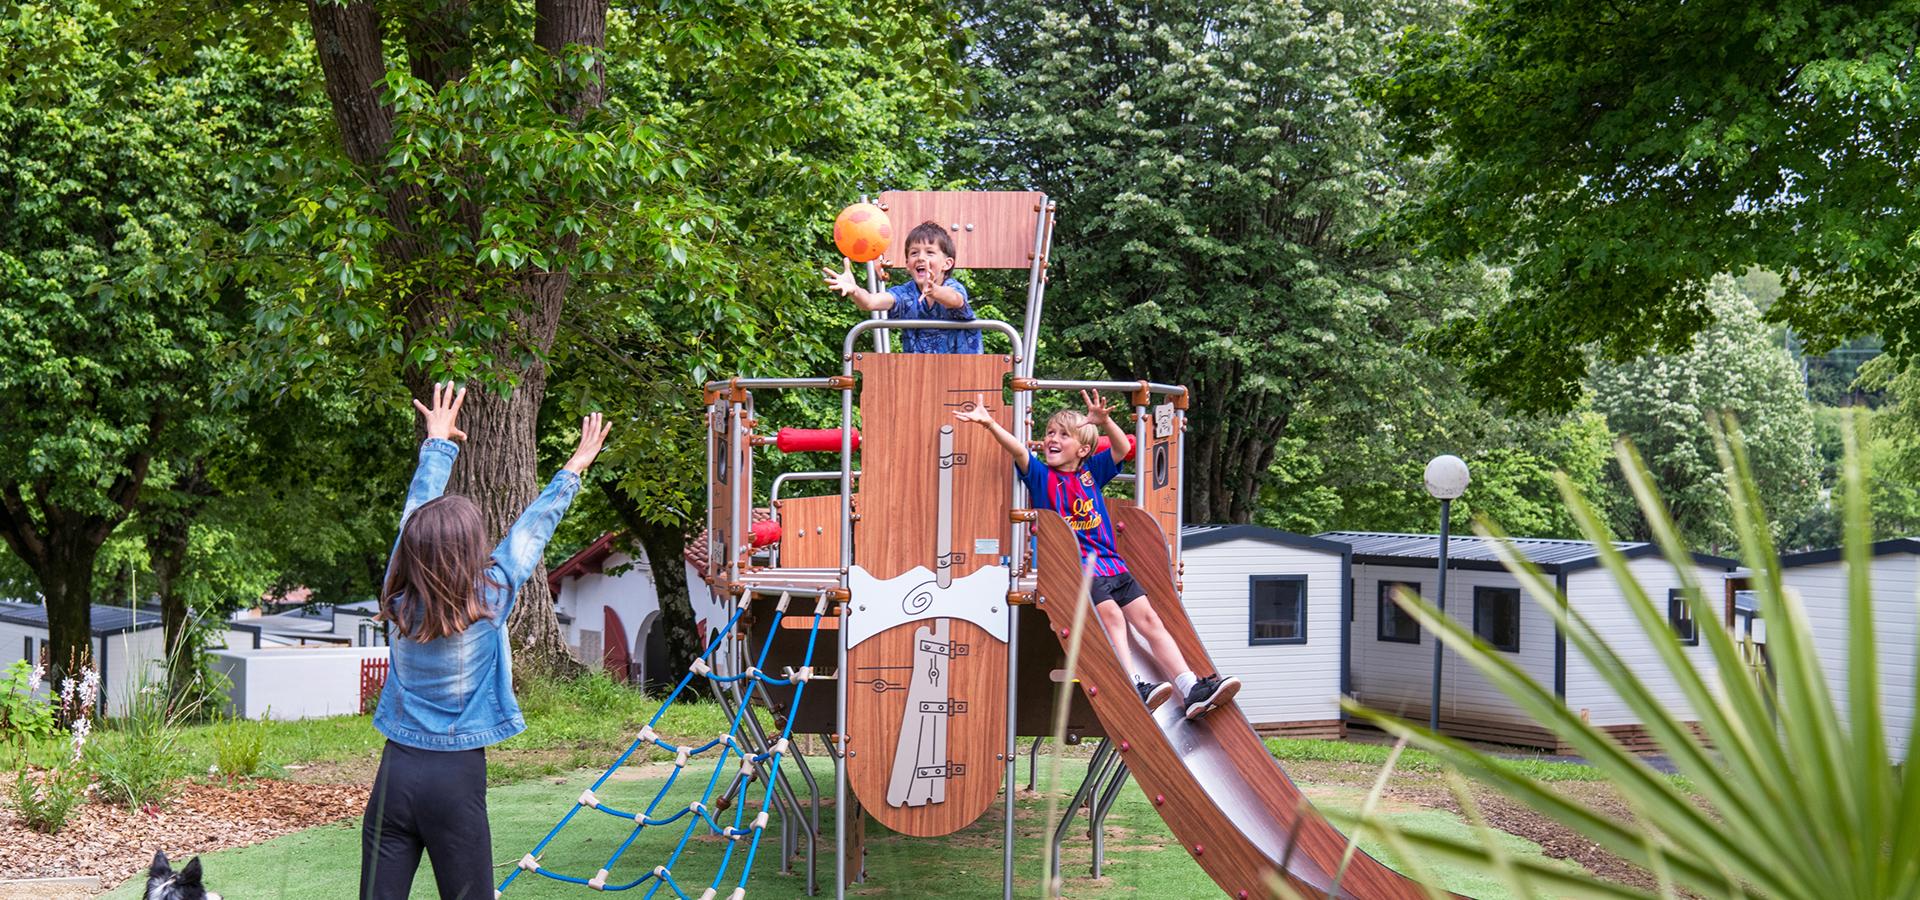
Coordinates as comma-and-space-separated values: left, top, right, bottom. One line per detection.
0, 773, 368, 887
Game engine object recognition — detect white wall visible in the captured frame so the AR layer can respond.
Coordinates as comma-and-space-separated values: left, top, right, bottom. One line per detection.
211, 646, 390, 721
1350, 563, 1555, 725
1563, 557, 1726, 727
554, 549, 661, 680
1180, 538, 1343, 726
1781, 555, 1918, 759
96, 628, 168, 719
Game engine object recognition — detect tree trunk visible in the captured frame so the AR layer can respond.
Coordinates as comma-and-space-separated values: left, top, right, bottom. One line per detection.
600, 482, 704, 693
38, 548, 100, 693
307, 0, 612, 682
149, 512, 194, 704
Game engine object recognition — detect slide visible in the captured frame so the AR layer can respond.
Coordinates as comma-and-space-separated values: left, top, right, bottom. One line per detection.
1033, 506, 1439, 899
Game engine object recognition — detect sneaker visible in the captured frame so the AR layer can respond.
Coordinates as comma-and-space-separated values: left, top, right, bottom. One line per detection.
1183, 674, 1241, 721
1135, 681, 1175, 710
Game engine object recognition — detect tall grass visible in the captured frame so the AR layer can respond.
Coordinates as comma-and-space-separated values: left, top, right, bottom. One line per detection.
1342, 417, 1916, 898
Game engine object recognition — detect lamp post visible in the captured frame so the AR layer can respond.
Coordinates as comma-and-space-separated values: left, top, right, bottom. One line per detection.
1424, 455, 1470, 734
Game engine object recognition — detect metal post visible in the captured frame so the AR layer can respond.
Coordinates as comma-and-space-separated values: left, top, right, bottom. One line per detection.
836, 356, 855, 900
1004, 357, 1032, 900
1088, 763, 1131, 877
1131, 403, 1148, 508
864, 194, 888, 355
1430, 499, 1451, 734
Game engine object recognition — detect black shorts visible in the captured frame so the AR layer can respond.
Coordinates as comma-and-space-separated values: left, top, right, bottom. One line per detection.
1089, 572, 1147, 608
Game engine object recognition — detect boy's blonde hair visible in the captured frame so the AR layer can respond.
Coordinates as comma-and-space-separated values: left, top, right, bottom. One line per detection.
1046, 409, 1100, 449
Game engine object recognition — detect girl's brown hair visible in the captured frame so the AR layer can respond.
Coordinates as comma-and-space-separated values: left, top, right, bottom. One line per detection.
380, 495, 503, 641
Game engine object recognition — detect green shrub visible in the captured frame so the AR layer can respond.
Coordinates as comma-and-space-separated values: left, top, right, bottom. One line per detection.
0, 660, 54, 753
88, 670, 194, 810
12, 762, 88, 834
1343, 418, 1917, 899
211, 712, 270, 782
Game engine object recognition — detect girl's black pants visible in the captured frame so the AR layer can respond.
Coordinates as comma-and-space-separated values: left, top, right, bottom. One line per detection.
360, 740, 493, 899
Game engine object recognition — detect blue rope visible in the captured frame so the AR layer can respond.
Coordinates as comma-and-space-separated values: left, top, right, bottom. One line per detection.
499, 594, 830, 896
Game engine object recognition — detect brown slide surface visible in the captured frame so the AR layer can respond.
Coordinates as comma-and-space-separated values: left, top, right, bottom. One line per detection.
1033, 505, 1438, 898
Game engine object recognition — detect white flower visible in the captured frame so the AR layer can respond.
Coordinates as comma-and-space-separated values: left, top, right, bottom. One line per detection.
28, 663, 45, 687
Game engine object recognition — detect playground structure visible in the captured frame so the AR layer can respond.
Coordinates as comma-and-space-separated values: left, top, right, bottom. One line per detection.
502, 192, 1435, 898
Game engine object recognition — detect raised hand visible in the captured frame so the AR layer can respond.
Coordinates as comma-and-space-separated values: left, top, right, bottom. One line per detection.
563, 412, 614, 475
821, 260, 860, 297
412, 382, 468, 442
952, 394, 994, 426
1082, 389, 1112, 427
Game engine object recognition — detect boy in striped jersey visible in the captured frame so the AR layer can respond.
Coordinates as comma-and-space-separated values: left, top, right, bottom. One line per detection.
956, 391, 1240, 720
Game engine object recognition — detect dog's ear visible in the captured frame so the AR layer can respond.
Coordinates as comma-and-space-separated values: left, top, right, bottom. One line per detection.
178, 857, 203, 885
149, 850, 172, 877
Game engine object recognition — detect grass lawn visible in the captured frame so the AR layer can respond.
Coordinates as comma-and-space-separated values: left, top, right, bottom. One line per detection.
100, 754, 1585, 899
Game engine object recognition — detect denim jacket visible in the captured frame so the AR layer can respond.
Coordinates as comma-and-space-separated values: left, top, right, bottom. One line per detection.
371, 438, 580, 751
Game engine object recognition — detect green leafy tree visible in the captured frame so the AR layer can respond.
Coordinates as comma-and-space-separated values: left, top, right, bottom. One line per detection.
1377, 2, 1920, 410
1589, 276, 1819, 551
963, 0, 1473, 522
543, 0, 964, 676
0, 4, 306, 685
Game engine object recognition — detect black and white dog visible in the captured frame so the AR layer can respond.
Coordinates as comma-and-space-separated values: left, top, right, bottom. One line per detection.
144, 851, 221, 900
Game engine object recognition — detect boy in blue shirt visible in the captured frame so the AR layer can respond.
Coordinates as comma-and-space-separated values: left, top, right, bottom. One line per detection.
821, 220, 981, 353
956, 390, 1241, 720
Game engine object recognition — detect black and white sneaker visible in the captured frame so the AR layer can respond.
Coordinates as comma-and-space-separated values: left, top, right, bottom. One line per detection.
1135, 681, 1175, 711
1182, 674, 1241, 721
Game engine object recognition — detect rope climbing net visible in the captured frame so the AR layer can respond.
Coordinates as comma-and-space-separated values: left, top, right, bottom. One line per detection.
498, 591, 829, 899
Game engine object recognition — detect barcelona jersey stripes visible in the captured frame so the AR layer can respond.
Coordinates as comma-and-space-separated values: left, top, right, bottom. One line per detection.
1022, 449, 1128, 576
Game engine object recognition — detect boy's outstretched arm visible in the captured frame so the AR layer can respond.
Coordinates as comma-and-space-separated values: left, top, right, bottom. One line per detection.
1082, 390, 1133, 460
491, 413, 611, 615
822, 260, 892, 312
953, 395, 1030, 473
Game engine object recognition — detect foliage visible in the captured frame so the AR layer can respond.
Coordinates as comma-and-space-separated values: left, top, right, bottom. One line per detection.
0, 661, 53, 751
1589, 275, 1819, 550
1786, 407, 1920, 552
11, 761, 88, 834
0, 0, 313, 684
962, 0, 1480, 522
210, 712, 270, 782
1348, 417, 1916, 898
1376, 1, 1920, 410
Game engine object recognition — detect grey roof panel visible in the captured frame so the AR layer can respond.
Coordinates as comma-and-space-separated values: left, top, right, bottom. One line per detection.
0, 601, 164, 637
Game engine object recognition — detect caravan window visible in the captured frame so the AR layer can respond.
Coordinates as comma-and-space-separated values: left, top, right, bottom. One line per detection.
1473, 586, 1521, 653
1668, 589, 1699, 646
1378, 581, 1422, 644
1249, 575, 1308, 645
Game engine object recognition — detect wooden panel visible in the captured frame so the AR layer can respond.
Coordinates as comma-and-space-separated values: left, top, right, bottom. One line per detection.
1133, 407, 1183, 574
845, 352, 1013, 837
1033, 505, 1440, 899
705, 399, 751, 581
775, 494, 843, 569
876, 191, 1047, 270
852, 352, 1013, 580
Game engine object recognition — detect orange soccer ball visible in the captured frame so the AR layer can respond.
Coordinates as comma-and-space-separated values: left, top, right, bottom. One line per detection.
833, 203, 892, 263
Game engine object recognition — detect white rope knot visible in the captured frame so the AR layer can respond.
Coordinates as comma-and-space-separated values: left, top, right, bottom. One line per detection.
738, 757, 756, 778
718, 733, 737, 749
752, 810, 770, 831
789, 666, 812, 683
690, 657, 713, 676
770, 738, 790, 756
699, 889, 719, 900
744, 666, 762, 682
814, 595, 828, 616
674, 746, 691, 768
577, 789, 600, 809
518, 853, 540, 872
637, 725, 659, 745
729, 887, 746, 900
636, 813, 653, 826
653, 865, 670, 880
588, 869, 610, 890
775, 591, 792, 613
689, 801, 706, 816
